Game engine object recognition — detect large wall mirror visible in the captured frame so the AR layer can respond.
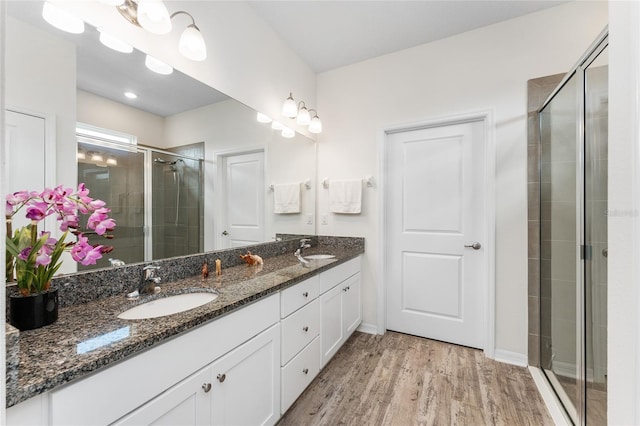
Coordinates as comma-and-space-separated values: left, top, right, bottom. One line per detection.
5, 1, 317, 271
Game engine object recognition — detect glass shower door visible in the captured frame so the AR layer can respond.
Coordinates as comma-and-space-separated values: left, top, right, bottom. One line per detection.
539, 74, 580, 421
584, 46, 608, 426
77, 141, 145, 269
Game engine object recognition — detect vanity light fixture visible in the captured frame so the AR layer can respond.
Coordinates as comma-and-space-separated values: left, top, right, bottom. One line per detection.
296, 102, 311, 126
281, 93, 322, 133
271, 121, 285, 131
257, 112, 273, 124
42, 1, 85, 34
98, 28, 133, 53
90, 153, 104, 163
77, 151, 86, 161
281, 127, 295, 138
172, 11, 207, 61
308, 110, 323, 134
115, 0, 207, 61
145, 55, 173, 75
106, 157, 119, 166
98, 0, 125, 6
282, 93, 297, 118
124, 91, 138, 99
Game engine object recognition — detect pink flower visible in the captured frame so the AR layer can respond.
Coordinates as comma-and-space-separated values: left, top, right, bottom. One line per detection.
81, 245, 104, 265
87, 208, 116, 235
25, 201, 50, 221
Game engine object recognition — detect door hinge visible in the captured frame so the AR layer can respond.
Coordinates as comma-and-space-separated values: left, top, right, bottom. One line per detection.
581, 244, 593, 261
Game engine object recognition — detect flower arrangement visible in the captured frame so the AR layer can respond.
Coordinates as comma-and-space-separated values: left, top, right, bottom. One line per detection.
5, 183, 116, 296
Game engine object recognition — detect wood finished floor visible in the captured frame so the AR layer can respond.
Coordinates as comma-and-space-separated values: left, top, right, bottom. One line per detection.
279, 331, 553, 426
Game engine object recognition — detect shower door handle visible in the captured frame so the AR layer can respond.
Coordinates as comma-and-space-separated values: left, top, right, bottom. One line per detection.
222, 230, 229, 236
464, 242, 482, 250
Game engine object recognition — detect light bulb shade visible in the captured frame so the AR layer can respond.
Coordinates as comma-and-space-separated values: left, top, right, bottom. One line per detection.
179, 25, 207, 61
42, 1, 84, 34
106, 157, 118, 166
257, 112, 272, 123
137, 0, 172, 35
98, 29, 133, 53
145, 55, 173, 75
282, 94, 297, 118
77, 151, 86, 161
281, 127, 295, 138
91, 153, 104, 163
98, 0, 125, 5
271, 121, 285, 131
296, 107, 311, 126
309, 116, 322, 134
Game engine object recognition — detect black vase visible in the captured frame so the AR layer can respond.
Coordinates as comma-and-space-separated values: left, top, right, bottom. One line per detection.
9, 288, 59, 331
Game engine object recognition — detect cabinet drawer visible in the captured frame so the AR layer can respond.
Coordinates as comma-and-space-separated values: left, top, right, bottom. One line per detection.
281, 337, 320, 414
319, 257, 361, 294
281, 299, 320, 365
280, 275, 319, 318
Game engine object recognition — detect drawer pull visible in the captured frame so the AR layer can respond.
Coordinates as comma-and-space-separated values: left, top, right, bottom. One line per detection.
302, 368, 309, 375
202, 383, 212, 393
217, 373, 226, 383
302, 326, 309, 332
302, 291, 309, 298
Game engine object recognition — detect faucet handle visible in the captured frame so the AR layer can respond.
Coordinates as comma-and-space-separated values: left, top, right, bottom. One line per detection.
143, 265, 161, 270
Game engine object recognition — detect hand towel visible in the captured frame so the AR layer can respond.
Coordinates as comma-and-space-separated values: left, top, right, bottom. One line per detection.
274, 183, 301, 214
329, 179, 362, 214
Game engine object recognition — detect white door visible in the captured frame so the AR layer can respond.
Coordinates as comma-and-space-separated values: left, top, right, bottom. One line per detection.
221, 151, 265, 248
386, 121, 485, 349
4, 110, 47, 230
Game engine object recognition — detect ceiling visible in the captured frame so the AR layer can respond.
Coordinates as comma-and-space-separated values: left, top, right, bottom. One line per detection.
247, 1, 568, 73
6, 1, 567, 116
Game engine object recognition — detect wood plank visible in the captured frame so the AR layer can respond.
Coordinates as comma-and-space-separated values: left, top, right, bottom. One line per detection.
278, 331, 554, 426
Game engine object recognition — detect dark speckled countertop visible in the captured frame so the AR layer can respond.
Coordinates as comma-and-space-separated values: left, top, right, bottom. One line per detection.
6, 238, 364, 408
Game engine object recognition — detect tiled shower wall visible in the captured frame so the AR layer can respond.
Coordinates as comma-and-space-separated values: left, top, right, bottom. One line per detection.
527, 73, 565, 367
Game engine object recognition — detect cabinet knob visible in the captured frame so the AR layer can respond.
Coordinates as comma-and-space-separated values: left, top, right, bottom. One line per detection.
343, 287, 348, 292
202, 383, 212, 393
302, 326, 309, 332
302, 368, 309, 375
302, 291, 309, 298
217, 373, 226, 383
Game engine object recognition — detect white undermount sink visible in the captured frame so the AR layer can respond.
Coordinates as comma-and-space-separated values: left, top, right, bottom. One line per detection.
304, 254, 336, 260
118, 292, 218, 320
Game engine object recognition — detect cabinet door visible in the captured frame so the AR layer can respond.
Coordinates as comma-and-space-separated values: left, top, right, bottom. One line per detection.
113, 367, 211, 426
320, 284, 343, 367
342, 273, 362, 338
211, 324, 280, 426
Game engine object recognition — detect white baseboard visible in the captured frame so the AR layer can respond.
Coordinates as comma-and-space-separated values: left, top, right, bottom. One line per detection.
528, 366, 572, 425
553, 360, 595, 382
356, 322, 378, 335
493, 349, 528, 367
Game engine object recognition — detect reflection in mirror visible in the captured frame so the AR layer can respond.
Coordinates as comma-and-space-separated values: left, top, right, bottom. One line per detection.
6, 1, 317, 272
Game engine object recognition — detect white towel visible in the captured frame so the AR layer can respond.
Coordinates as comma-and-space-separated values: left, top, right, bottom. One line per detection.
274, 183, 301, 214
329, 179, 362, 214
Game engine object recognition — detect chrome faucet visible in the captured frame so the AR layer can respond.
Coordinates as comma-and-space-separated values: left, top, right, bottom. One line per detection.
294, 238, 312, 266
128, 265, 162, 298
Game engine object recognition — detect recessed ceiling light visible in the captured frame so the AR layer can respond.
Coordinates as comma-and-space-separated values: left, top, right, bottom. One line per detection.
124, 92, 138, 99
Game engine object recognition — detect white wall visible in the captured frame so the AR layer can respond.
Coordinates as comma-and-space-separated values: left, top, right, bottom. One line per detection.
77, 90, 165, 146
5, 16, 76, 190
316, 1, 608, 356
52, 0, 317, 138
608, 1, 640, 423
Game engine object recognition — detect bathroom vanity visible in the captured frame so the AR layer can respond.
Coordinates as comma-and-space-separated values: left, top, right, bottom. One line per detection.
6, 237, 363, 426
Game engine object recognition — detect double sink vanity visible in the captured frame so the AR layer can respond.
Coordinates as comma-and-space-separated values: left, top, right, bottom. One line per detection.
6, 236, 364, 425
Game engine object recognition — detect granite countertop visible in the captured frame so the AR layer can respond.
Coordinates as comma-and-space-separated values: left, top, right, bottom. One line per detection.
6, 244, 363, 408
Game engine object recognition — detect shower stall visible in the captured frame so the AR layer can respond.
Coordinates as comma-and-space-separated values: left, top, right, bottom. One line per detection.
77, 137, 204, 270
537, 31, 608, 424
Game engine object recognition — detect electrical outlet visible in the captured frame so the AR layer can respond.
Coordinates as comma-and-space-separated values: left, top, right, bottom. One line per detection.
306, 214, 313, 225
321, 214, 328, 225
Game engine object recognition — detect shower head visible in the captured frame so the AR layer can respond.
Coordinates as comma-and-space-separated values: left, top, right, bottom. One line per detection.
154, 158, 184, 166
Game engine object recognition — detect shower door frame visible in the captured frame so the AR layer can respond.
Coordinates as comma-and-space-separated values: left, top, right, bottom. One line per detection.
537, 29, 608, 426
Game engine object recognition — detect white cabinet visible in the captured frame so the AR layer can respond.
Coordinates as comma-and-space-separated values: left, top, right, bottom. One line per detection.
114, 324, 280, 426
281, 337, 320, 412
113, 367, 212, 426
210, 324, 280, 426
320, 258, 362, 367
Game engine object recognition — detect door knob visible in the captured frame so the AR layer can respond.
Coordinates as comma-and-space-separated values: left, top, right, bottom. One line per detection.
464, 242, 482, 250
221, 230, 229, 236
